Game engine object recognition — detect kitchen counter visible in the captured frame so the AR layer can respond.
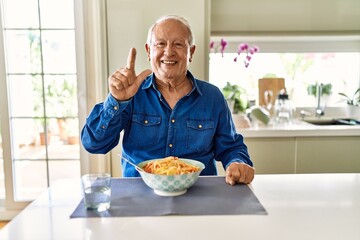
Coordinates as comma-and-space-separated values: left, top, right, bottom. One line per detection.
239, 119, 360, 138
240, 106, 360, 138
1, 174, 359, 240
234, 114, 360, 174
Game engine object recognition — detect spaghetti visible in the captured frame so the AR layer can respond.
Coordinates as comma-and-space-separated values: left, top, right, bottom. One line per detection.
143, 156, 200, 175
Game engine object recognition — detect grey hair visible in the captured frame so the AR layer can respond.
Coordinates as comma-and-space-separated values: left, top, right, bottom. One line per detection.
146, 15, 195, 46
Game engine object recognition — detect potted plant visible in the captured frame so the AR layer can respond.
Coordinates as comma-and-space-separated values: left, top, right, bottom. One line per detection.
35, 118, 51, 145
222, 82, 251, 128
46, 78, 78, 143
64, 118, 79, 145
32, 77, 78, 145
222, 82, 250, 114
338, 88, 360, 106
32, 78, 52, 145
307, 83, 333, 97
48, 78, 78, 144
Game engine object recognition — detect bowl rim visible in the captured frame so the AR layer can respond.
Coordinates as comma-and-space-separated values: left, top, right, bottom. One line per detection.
137, 158, 205, 175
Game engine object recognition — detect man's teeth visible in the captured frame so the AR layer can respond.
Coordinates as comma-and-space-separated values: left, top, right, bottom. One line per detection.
162, 60, 176, 64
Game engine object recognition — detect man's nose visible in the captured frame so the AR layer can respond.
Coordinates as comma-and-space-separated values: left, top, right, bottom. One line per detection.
164, 43, 175, 55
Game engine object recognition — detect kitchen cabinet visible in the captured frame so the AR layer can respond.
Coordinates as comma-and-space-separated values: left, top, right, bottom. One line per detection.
243, 136, 360, 174
245, 138, 296, 174
296, 136, 360, 173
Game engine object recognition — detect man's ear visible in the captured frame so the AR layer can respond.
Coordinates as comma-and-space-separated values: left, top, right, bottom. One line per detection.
190, 45, 196, 57
145, 43, 150, 59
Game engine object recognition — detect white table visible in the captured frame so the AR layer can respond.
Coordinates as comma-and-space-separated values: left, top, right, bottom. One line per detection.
1, 174, 359, 240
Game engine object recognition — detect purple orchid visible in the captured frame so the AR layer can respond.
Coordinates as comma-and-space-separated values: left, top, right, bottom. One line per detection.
210, 38, 259, 67
209, 41, 215, 49
220, 38, 228, 57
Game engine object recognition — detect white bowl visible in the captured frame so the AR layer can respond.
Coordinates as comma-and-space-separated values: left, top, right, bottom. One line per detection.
137, 158, 205, 196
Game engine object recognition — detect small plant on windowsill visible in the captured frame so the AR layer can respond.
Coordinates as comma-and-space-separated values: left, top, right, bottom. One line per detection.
210, 38, 259, 112
210, 38, 259, 128
307, 83, 333, 97
222, 82, 250, 114
338, 88, 360, 106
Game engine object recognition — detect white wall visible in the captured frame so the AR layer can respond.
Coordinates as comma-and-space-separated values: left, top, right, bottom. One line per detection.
106, 0, 210, 80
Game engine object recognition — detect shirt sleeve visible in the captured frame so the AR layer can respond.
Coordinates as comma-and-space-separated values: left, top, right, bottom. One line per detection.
81, 93, 132, 154
213, 94, 253, 170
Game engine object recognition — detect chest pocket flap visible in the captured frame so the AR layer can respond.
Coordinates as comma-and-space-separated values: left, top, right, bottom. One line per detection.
132, 113, 161, 126
186, 120, 214, 131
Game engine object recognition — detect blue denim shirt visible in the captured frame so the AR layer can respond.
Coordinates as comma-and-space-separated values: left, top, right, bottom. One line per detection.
81, 71, 252, 177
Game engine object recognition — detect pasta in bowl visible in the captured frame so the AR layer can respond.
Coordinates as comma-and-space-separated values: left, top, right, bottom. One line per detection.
137, 156, 205, 196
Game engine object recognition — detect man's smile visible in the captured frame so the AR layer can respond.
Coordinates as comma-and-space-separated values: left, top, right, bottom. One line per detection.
161, 60, 177, 65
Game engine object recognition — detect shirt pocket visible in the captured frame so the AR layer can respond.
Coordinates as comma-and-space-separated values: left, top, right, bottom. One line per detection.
129, 113, 162, 148
186, 119, 215, 153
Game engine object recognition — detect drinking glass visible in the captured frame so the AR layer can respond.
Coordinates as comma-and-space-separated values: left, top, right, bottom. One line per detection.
81, 173, 111, 212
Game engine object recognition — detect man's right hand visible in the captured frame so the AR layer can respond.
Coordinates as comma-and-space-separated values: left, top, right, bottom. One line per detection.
108, 48, 152, 101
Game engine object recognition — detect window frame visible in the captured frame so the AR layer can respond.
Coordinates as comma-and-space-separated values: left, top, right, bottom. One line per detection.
209, 35, 360, 107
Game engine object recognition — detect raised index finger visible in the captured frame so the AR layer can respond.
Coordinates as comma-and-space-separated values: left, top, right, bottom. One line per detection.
126, 47, 136, 70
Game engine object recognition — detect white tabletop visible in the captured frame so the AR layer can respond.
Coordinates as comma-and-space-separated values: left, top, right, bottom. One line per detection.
1, 173, 359, 240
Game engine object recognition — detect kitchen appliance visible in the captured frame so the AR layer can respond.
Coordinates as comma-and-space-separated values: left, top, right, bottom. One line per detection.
274, 88, 293, 123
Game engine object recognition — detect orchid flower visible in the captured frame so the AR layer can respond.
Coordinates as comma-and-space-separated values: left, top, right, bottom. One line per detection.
210, 38, 259, 68
220, 38, 228, 57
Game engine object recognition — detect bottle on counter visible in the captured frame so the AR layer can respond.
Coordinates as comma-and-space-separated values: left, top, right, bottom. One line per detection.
274, 88, 294, 124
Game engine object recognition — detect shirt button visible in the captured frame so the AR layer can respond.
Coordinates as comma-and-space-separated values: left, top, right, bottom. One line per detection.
101, 125, 106, 129
114, 106, 118, 110
198, 124, 202, 129
171, 119, 175, 123
169, 144, 173, 148
144, 120, 148, 124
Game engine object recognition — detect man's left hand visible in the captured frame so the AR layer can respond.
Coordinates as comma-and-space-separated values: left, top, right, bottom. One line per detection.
225, 162, 255, 185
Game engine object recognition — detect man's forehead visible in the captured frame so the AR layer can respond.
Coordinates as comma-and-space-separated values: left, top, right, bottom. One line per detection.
155, 19, 188, 33
152, 21, 189, 41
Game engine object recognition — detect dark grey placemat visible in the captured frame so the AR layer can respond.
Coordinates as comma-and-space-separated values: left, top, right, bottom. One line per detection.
70, 176, 267, 218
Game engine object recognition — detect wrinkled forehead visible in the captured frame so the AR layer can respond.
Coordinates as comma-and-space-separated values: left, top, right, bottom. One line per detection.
150, 19, 191, 44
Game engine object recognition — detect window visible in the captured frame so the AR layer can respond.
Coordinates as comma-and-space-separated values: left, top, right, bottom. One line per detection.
209, 36, 360, 108
0, 0, 80, 203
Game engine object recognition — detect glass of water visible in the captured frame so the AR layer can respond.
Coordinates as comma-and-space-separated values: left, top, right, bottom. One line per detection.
81, 173, 111, 212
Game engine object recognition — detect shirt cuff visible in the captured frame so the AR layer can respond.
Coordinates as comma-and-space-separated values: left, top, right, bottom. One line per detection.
104, 93, 131, 114
225, 158, 246, 170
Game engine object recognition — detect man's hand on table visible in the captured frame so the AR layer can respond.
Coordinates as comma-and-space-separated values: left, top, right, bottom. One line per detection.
225, 162, 255, 185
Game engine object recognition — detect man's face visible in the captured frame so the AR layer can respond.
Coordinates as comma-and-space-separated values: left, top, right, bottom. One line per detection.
145, 19, 195, 82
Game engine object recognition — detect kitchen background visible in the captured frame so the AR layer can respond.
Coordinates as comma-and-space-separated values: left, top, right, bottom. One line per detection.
0, 0, 359, 219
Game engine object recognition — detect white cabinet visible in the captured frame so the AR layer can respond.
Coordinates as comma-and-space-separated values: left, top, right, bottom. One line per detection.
296, 137, 360, 173
245, 138, 296, 174
245, 136, 360, 174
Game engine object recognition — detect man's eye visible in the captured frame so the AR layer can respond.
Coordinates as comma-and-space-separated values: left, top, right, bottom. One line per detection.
155, 42, 165, 48
175, 43, 185, 48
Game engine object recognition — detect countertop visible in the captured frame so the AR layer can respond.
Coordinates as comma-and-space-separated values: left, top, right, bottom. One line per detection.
1, 174, 359, 240
239, 119, 360, 138
240, 106, 360, 138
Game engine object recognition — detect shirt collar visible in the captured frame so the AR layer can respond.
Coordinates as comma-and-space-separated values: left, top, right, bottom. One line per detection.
141, 71, 203, 96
